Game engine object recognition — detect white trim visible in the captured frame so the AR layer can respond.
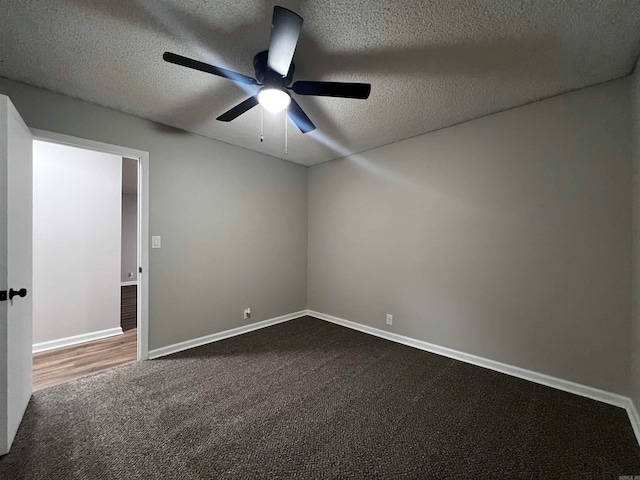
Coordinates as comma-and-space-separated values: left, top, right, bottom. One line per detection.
148, 311, 308, 359
306, 310, 640, 447
30, 129, 150, 361
121, 281, 138, 287
138, 152, 149, 361
33, 327, 123, 354
30, 129, 145, 160
626, 399, 640, 447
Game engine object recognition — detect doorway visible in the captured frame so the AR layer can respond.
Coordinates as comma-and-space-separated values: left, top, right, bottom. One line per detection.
121, 157, 139, 333
29, 130, 149, 389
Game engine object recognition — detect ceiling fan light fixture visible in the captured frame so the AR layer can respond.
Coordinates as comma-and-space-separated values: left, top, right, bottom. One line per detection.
258, 87, 291, 113
164, 7, 370, 133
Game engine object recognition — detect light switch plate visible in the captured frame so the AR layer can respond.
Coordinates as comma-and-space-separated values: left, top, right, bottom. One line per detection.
152, 236, 162, 249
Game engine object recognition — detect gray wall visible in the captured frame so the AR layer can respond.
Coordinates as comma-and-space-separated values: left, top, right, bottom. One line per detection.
0, 77, 308, 351
1, 74, 634, 397
121, 193, 137, 283
632, 61, 640, 410
308, 78, 632, 395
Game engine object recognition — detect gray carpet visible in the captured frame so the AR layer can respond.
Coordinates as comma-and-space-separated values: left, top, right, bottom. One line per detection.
1, 316, 639, 479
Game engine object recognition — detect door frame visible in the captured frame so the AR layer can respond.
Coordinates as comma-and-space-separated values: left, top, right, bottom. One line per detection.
30, 129, 150, 361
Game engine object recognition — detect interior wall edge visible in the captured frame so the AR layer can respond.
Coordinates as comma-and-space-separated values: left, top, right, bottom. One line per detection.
630, 52, 640, 437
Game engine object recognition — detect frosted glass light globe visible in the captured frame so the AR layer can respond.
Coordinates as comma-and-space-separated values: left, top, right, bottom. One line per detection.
258, 88, 291, 113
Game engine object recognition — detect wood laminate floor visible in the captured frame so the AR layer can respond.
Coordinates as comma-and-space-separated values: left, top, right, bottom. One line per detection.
33, 329, 137, 391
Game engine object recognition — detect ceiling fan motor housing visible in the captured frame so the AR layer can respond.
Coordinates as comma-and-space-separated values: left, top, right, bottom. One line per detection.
253, 51, 295, 87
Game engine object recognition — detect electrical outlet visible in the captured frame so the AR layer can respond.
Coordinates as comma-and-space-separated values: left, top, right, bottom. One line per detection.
386, 314, 393, 325
244, 307, 251, 320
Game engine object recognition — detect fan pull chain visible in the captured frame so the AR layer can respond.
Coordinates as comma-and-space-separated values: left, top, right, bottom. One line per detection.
285, 107, 288, 154
260, 106, 264, 142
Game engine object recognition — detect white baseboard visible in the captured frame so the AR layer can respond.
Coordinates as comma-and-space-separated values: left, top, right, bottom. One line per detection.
147, 310, 308, 360
306, 309, 640, 447
121, 281, 138, 287
33, 327, 123, 354
626, 399, 640, 447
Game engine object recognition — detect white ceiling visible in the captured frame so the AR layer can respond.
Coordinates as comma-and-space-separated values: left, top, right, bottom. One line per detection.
1, 1, 639, 166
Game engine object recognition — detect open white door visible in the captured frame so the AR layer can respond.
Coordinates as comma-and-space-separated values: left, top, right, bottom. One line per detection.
0, 96, 33, 455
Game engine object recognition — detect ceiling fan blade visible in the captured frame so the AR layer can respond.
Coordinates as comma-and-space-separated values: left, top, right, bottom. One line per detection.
267, 6, 303, 77
292, 81, 371, 99
163, 52, 257, 85
287, 99, 315, 133
217, 96, 259, 122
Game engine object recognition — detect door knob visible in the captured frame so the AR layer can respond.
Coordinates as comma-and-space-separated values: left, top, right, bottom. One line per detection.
9, 288, 27, 300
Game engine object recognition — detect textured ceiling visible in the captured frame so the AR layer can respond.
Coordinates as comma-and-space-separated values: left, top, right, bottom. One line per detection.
1, 1, 640, 166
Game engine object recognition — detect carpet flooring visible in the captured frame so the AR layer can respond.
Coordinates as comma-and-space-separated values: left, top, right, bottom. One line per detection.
1, 316, 639, 479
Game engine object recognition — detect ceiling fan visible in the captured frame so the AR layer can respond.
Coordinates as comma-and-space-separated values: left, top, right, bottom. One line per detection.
163, 6, 371, 134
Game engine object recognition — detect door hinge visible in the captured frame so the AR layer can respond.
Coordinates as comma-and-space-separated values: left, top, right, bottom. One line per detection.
0, 290, 6, 302
139, 266, 143, 274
